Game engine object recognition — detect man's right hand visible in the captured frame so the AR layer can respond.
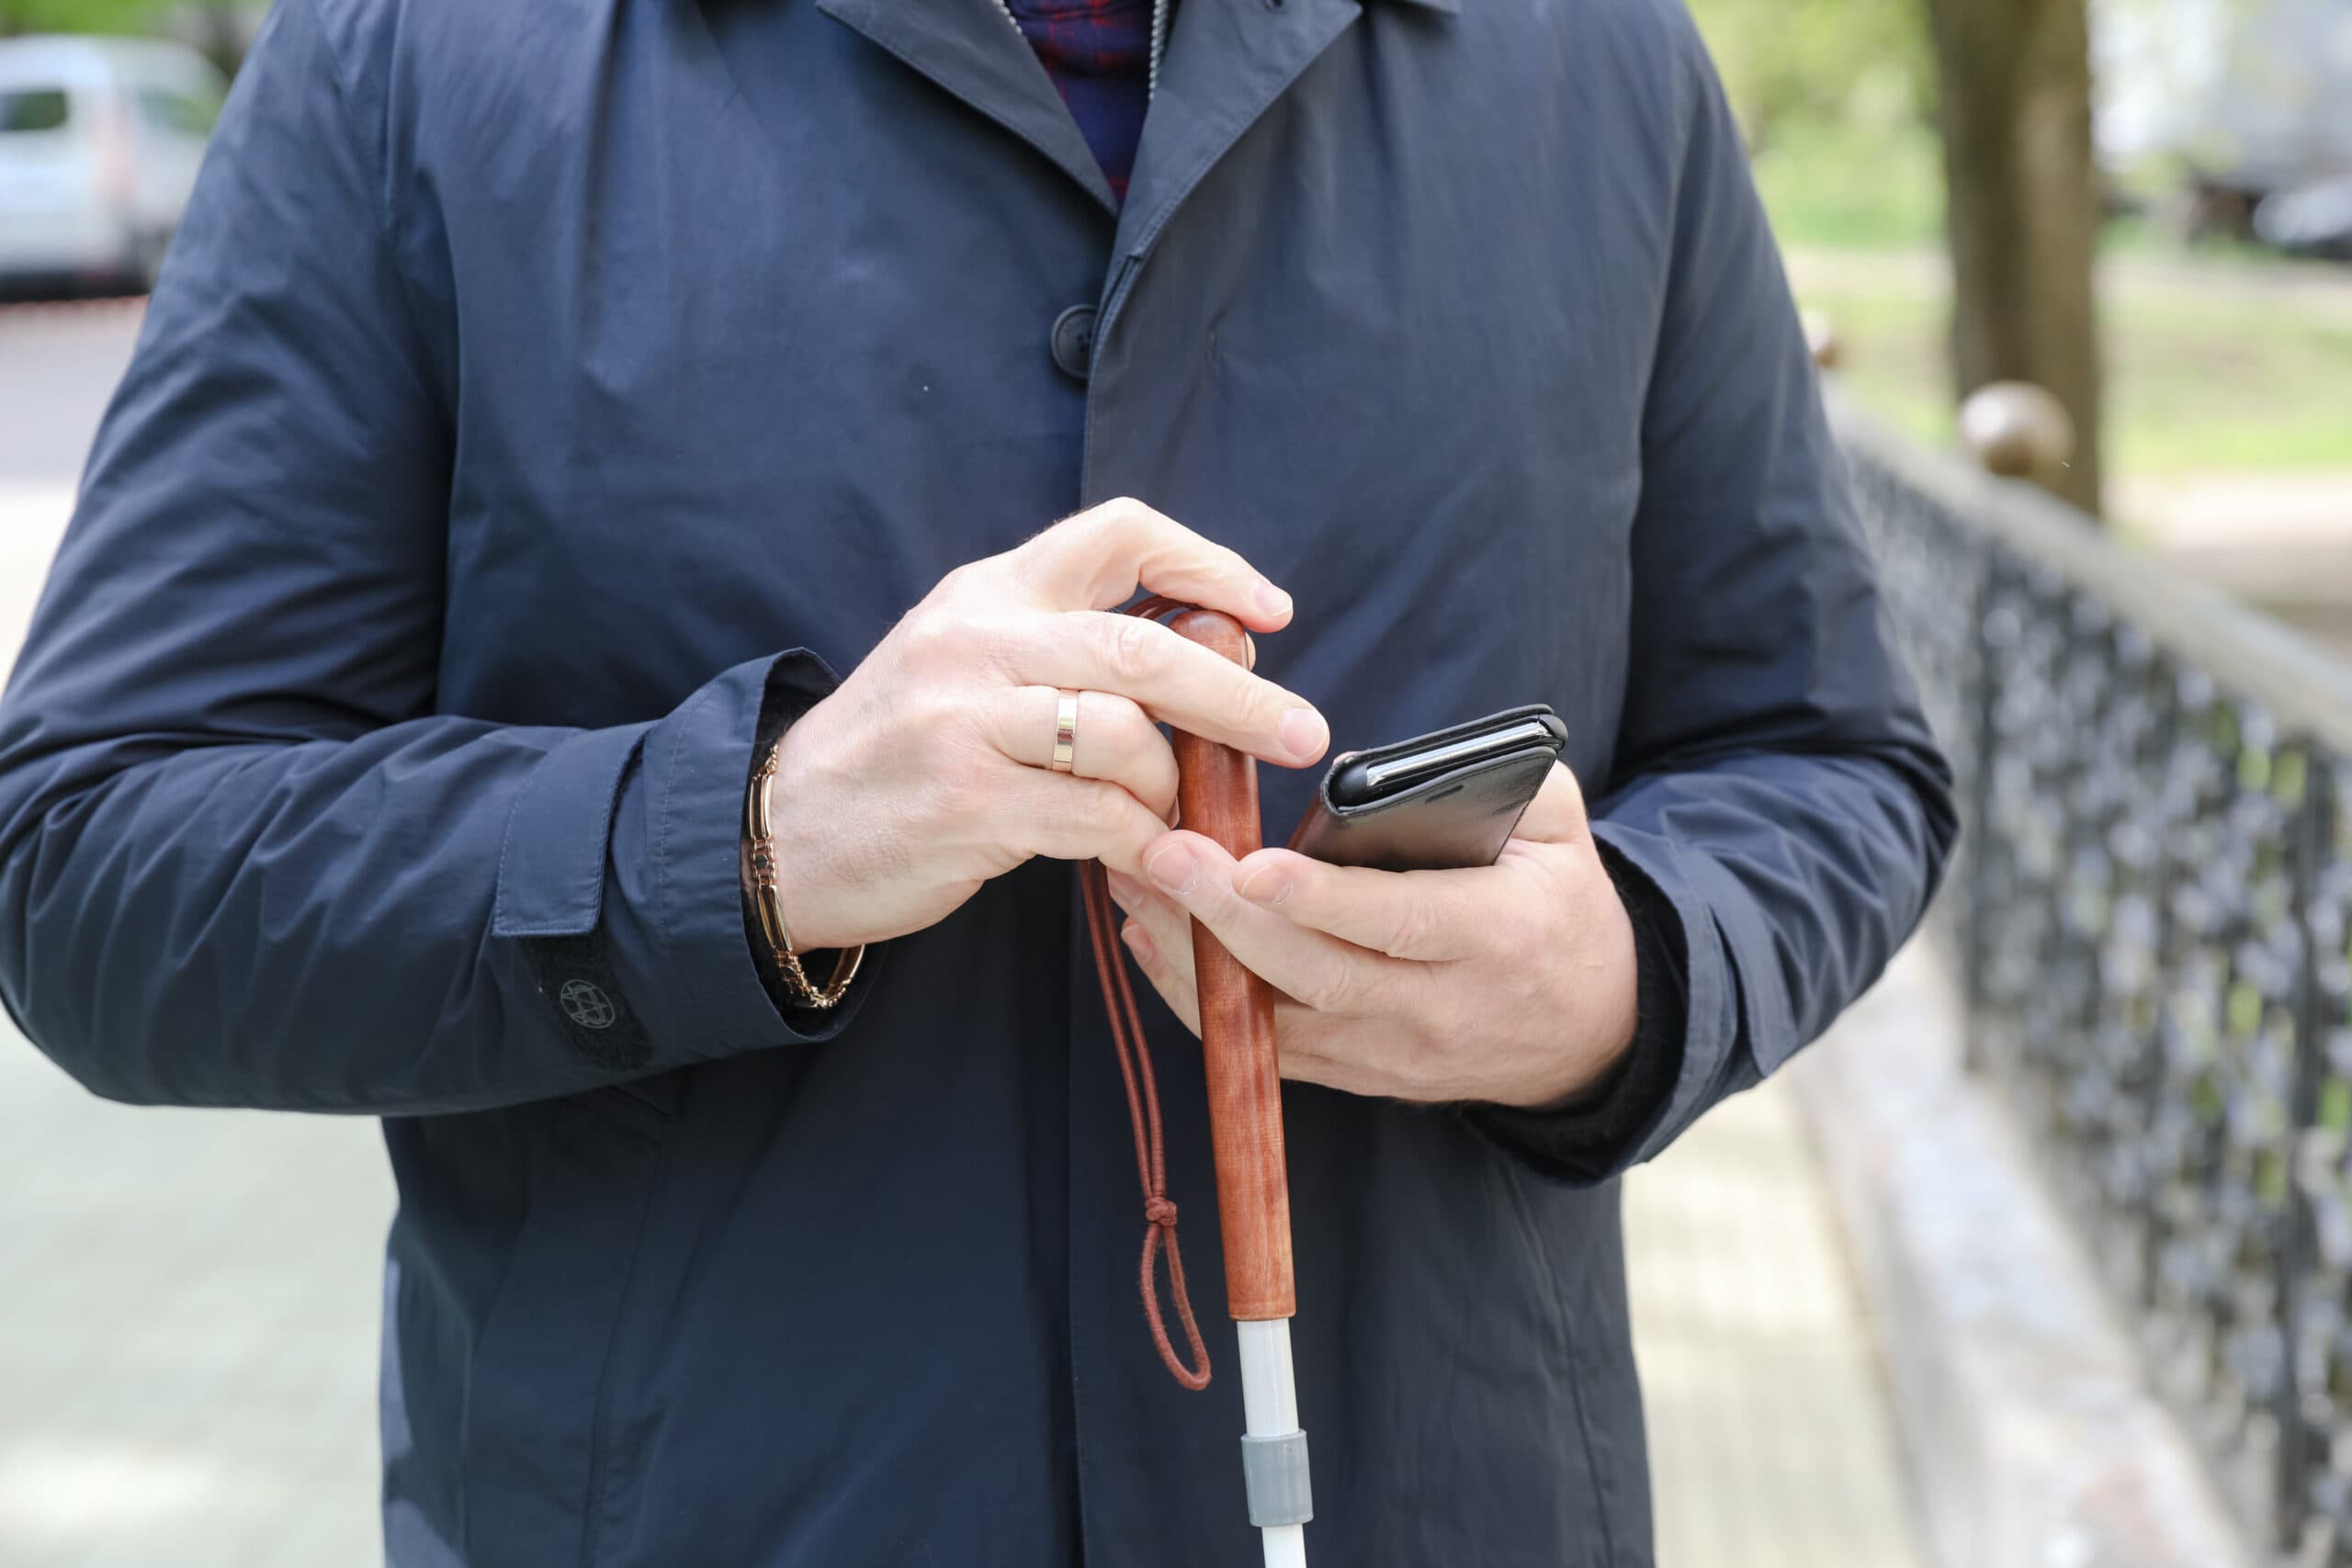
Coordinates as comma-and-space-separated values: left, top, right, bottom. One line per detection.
762, 499, 1328, 952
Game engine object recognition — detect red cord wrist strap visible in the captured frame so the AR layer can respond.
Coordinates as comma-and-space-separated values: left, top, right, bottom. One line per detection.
1081, 593, 1211, 1390
1080, 858, 1211, 1389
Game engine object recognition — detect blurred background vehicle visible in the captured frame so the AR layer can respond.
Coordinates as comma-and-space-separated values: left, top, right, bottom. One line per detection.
2098, 0, 2352, 251
0, 33, 221, 298
2254, 175, 2352, 260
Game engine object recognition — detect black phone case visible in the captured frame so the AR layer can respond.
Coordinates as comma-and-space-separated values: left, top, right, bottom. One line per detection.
1285, 705, 1566, 872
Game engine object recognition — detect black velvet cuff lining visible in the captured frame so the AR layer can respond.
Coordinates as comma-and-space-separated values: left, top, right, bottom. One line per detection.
1462, 837, 1690, 1183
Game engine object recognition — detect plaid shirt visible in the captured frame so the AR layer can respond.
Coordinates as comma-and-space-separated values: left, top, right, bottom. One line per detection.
1005, 0, 1158, 201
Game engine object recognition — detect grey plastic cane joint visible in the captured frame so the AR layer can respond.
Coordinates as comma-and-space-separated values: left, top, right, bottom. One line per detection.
1239, 1429, 1313, 1527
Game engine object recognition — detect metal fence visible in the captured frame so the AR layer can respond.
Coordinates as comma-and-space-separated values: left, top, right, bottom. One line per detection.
1833, 396, 2352, 1567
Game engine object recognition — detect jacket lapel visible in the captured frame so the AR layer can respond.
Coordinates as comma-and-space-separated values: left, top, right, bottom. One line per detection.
808, 0, 1121, 212
1098, 0, 1365, 334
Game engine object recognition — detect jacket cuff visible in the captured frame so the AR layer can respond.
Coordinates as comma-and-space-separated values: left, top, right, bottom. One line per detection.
646, 648, 885, 1054
1467, 819, 1783, 1185
499, 650, 882, 1069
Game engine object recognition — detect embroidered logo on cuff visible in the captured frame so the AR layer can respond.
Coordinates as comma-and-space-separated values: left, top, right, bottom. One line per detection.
523, 935, 653, 1071
560, 979, 618, 1030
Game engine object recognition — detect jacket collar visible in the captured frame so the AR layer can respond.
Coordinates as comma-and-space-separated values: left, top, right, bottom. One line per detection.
809, 0, 1124, 209
1107, 0, 1367, 268
805, 0, 1458, 220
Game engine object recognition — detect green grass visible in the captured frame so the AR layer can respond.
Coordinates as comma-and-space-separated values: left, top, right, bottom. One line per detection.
2102, 292, 2352, 472
1787, 254, 2352, 476
1758, 124, 2352, 478
1786, 282, 1952, 449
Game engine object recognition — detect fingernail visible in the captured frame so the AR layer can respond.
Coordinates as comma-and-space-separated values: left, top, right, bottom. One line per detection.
1279, 706, 1328, 762
1147, 842, 1197, 896
1122, 920, 1156, 962
1253, 577, 1293, 620
1105, 871, 1145, 907
1238, 866, 1292, 905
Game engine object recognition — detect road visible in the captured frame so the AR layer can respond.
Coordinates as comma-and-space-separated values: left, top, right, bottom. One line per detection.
0, 303, 143, 661
0, 302, 1925, 1568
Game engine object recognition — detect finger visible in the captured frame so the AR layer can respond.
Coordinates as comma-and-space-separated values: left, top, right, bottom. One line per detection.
1273, 1041, 1394, 1100
1506, 763, 1591, 846
1275, 1018, 1444, 1101
999, 612, 1328, 767
1142, 830, 1407, 1019
1106, 870, 1197, 992
1119, 919, 1202, 1035
1111, 870, 1322, 1021
1017, 497, 1295, 631
1118, 881, 1421, 1090
999, 770, 1172, 876
1114, 874, 1332, 1059
984, 687, 1180, 823
1229, 849, 1491, 962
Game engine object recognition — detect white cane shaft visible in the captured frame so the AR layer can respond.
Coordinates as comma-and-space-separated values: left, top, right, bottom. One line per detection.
1238, 1320, 1307, 1566
1260, 1524, 1307, 1568
1238, 1319, 1298, 1435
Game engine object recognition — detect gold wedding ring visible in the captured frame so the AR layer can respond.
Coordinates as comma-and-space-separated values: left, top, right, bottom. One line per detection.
1051, 691, 1080, 773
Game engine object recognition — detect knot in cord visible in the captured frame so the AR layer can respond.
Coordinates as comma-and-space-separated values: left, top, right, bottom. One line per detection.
1081, 855, 1211, 1391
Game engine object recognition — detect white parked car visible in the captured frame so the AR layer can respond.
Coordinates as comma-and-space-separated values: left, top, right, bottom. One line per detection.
0, 35, 225, 296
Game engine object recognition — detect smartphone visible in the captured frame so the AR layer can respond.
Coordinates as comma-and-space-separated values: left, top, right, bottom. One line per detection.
1286, 705, 1568, 872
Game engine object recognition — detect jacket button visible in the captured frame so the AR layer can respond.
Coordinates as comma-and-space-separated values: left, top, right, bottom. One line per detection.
1051, 304, 1097, 381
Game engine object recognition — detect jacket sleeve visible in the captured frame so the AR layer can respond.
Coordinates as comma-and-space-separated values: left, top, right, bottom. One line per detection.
0, 0, 873, 1116
1472, 12, 1958, 1184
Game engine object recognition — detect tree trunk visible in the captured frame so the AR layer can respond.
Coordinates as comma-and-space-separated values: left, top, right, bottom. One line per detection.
1925, 0, 2104, 516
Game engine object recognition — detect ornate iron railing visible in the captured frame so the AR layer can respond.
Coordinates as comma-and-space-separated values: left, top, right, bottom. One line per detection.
1833, 396, 2352, 1566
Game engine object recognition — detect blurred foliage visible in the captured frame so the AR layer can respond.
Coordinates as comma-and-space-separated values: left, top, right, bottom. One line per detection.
1685, 0, 1934, 151
1683, 0, 1950, 251
0, 0, 170, 33
0, 1, 260, 75
1750, 122, 1947, 249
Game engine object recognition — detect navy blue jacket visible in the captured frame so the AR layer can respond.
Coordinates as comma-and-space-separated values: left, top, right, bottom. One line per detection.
0, 0, 1954, 1561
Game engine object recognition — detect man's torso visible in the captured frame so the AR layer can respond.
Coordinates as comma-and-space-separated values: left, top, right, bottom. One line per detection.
348, 0, 1698, 1559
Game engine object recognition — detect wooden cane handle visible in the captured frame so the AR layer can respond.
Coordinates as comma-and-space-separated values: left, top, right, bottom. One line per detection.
1164, 609, 1296, 1322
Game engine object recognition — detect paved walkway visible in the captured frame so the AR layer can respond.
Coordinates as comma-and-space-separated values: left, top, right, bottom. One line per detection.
0, 1037, 391, 1568
2112, 471, 2352, 660
0, 299, 1929, 1566
1627, 1081, 1928, 1568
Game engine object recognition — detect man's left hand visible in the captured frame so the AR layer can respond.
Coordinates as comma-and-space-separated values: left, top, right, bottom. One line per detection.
1105, 763, 1641, 1108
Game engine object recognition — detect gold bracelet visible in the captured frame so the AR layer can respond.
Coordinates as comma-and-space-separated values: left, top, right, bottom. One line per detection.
744, 737, 864, 1010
